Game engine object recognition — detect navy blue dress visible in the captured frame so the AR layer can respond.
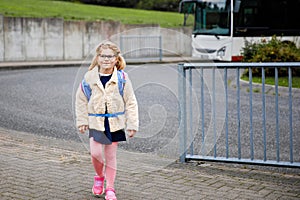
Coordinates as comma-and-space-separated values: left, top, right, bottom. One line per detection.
89, 74, 126, 145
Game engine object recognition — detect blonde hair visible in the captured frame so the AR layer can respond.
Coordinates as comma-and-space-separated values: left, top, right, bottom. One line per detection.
88, 41, 126, 71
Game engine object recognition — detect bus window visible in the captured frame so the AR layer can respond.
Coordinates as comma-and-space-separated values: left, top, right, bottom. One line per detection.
194, 0, 231, 36
234, 0, 300, 36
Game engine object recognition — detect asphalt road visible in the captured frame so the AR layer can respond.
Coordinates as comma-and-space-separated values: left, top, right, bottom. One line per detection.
0, 64, 299, 163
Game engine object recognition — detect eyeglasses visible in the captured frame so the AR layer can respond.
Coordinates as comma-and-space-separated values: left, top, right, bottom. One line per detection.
98, 54, 116, 60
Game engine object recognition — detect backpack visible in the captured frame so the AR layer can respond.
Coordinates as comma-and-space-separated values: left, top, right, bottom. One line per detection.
80, 70, 126, 118
81, 70, 126, 101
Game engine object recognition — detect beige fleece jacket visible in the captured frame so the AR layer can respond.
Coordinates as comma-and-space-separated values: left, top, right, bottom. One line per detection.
75, 66, 139, 132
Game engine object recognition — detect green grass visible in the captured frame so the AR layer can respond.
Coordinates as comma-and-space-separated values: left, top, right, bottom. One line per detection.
241, 75, 300, 88
0, 0, 194, 27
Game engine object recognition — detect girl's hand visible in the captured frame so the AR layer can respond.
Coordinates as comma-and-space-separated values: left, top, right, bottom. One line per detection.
78, 125, 88, 133
127, 129, 137, 138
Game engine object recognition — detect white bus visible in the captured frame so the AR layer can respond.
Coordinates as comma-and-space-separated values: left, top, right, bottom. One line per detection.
179, 0, 300, 61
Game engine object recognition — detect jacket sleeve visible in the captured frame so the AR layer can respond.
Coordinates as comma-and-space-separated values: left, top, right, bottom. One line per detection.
75, 83, 89, 128
123, 74, 139, 131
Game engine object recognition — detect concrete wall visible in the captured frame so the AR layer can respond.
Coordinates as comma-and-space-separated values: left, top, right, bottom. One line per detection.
0, 15, 192, 62
44, 18, 64, 60
0, 16, 5, 61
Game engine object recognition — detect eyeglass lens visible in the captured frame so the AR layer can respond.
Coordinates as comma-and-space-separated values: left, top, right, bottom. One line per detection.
99, 54, 115, 59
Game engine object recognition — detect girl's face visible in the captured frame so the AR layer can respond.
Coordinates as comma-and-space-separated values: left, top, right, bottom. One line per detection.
97, 48, 117, 74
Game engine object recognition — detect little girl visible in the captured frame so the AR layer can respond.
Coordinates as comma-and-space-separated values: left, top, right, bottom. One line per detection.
75, 41, 139, 200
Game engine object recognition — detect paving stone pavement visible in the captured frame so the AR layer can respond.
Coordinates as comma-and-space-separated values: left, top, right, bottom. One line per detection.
1, 127, 300, 200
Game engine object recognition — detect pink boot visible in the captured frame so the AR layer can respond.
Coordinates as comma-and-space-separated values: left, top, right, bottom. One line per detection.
92, 176, 105, 196
105, 187, 117, 200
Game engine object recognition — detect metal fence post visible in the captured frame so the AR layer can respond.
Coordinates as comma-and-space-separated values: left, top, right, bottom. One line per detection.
262, 67, 267, 161
289, 67, 293, 163
224, 68, 229, 159
159, 36, 162, 61
249, 67, 254, 160
189, 68, 194, 156
178, 63, 187, 163
275, 67, 280, 162
120, 35, 123, 54
236, 68, 241, 159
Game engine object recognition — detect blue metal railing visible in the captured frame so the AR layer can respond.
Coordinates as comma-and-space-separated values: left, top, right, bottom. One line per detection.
178, 62, 300, 168
120, 35, 162, 61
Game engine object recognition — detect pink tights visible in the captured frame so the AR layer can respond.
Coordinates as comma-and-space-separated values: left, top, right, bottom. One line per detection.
90, 138, 118, 189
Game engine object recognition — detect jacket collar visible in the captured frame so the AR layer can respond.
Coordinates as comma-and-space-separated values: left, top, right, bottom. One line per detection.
90, 65, 119, 86
109, 66, 119, 84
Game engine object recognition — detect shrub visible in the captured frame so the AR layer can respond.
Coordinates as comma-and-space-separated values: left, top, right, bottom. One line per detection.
242, 36, 300, 77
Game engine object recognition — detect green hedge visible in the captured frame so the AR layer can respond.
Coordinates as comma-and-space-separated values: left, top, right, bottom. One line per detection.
242, 36, 300, 77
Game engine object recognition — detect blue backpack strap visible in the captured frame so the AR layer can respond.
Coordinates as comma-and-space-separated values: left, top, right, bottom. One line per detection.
117, 70, 126, 96
80, 78, 92, 101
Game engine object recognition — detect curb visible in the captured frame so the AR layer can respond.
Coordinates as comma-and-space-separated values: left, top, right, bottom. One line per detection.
0, 57, 204, 70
